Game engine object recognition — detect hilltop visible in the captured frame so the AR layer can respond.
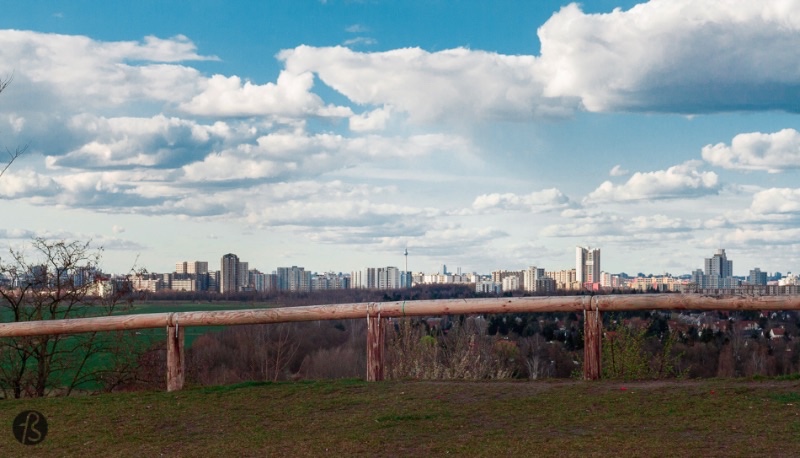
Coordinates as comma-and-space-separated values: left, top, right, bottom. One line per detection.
2, 378, 800, 456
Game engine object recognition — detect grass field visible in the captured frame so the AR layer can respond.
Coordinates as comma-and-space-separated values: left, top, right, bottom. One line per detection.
0, 301, 278, 393
2, 378, 800, 456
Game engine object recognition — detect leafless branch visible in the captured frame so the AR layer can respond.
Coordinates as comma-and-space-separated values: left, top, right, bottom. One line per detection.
0, 74, 10, 94
0, 145, 27, 179
0, 74, 25, 179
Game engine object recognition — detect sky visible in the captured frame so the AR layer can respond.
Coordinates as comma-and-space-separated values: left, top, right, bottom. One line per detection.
1, 0, 800, 277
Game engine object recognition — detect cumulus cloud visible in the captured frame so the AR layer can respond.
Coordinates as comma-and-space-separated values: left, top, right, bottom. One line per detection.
585, 161, 720, 202
751, 188, 800, 214
469, 188, 571, 213
348, 106, 392, 132
716, 227, 800, 246
537, 1, 800, 113
702, 129, 800, 173
47, 114, 234, 169
629, 214, 698, 232
540, 213, 625, 238
179, 72, 352, 118
279, 45, 578, 123
251, 181, 442, 230
0, 169, 60, 198
179, 131, 469, 183
0, 30, 208, 108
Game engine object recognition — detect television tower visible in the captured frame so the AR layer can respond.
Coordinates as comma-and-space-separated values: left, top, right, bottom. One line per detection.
404, 247, 408, 273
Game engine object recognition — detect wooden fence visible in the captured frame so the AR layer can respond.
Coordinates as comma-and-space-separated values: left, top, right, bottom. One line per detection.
2, 293, 800, 391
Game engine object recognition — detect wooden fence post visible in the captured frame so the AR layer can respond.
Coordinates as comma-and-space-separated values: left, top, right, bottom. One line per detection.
166, 322, 185, 391
366, 306, 385, 382
583, 297, 602, 380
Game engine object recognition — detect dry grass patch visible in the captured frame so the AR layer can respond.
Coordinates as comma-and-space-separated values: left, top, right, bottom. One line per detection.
1, 378, 800, 456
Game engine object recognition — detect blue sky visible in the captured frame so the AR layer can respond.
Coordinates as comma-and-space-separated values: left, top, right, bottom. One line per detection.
1, 0, 800, 277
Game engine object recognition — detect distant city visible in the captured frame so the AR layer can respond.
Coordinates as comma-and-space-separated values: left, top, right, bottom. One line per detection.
86, 246, 796, 296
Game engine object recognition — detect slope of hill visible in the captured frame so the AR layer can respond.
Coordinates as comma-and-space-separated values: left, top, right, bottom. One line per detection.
2, 378, 800, 456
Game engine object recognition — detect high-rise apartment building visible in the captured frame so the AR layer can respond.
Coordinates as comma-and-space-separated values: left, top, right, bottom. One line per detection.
694, 249, 737, 289
576, 246, 601, 285
502, 275, 520, 292
238, 261, 249, 289
277, 266, 311, 292
174, 261, 210, 291
187, 261, 208, 275
524, 266, 556, 293
546, 268, 577, 290
250, 269, 268, 292
705, 249, 733, 278
492, 270, 524, 288
523, 266, 545, 293
220, 253, 239, 294
352, 267, 402, 289
749, 268, 767, 286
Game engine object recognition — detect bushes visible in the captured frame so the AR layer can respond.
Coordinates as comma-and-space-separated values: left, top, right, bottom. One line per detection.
602, 324, 684, 380
186, 320, 367, 385
386, 318, 519, 380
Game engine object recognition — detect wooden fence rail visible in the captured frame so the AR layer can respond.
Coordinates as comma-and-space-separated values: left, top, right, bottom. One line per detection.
2, 293, 800, 391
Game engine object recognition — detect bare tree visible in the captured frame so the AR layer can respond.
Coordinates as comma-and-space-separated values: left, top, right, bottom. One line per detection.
0, 75, 26, 179
0, 238, 139, 398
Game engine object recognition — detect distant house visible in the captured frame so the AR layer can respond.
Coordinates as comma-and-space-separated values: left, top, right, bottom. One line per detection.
770, 328, 787, 340
735, 321, 763, 338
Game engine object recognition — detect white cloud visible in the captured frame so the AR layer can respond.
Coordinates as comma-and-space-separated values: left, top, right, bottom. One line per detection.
345, 24, 369, 33
179, 72, 352, 118
0, 30, 208, 108
279, 45, 578, 123
343, 37, 377, 47
610, 165, 629, 177
348, 106, 392, 132
716, 227, 800, 246
536, 1, 800, 113
180, 131, 469, 183
629, 214, 698, 232
751, 188, 800, 214
585, 161, 720, 203
469, 188, 571, 213
540, 213, 625, 238
47, 114, 235, 169
0, 168, 60, 198
702, 129, 800, 173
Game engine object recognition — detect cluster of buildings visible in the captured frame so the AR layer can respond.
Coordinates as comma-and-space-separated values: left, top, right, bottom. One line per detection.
9, 246, 793, 297
128, 254, 414, 294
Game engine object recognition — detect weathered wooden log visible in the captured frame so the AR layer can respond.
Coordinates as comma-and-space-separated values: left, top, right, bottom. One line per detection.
166, 323, 185, 392
1, 294, 800, 338
583, 304, 602, 380
366, 306, 385, 382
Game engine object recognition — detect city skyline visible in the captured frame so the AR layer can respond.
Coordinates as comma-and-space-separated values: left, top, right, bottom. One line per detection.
126, 246, 797, 295
168, 245, 782, 281
2, 1, 800, 276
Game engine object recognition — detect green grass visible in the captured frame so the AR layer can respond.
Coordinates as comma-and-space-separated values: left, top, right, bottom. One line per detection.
2, 378, 800, 456
0, 301, 279, 392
